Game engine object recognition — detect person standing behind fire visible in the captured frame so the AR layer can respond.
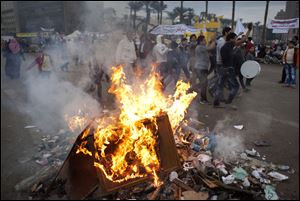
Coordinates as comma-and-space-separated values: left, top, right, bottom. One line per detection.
193, 35, 216, 104
178, 38, 191, 81
188, 34, 198, 85
115, 30, 137, 81
152, 35, 170, 86
26, 48, 54, 78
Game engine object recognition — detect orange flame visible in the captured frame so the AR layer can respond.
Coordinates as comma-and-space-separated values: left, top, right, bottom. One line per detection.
67, 64, 197, 186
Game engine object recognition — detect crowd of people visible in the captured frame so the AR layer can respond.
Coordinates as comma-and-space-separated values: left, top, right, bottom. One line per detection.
1, 25, 299, 107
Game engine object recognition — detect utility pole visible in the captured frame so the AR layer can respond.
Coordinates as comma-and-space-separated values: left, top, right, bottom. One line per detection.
262, 1, 270, 44
231, 1, 235, 29
205, 1, 208, 21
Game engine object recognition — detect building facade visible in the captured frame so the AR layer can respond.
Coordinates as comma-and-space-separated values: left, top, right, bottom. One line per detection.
285, 1, 299, 39
1, 1, 19, 34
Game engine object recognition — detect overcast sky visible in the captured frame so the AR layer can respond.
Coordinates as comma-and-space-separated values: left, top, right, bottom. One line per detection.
164, 1, 287, 23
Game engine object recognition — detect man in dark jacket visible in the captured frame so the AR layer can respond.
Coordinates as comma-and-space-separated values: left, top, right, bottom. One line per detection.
233, 38, 248, 91
213, 32, 240, 107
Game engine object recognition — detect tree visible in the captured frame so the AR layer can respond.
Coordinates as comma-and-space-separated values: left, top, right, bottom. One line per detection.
159, 1, 167, 24
262, 1, 269, 44
167, 11, 178, 25
231, 1, 235, 29
185, 8, 195, 25
150, 1, 167, 25
173, 6, 189, 24
128, 1, 143, 29
141, 1, 156, 31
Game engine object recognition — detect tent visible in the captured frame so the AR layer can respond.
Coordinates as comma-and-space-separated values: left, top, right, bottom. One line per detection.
150, 24, 200, 35
65, 30, 81, 39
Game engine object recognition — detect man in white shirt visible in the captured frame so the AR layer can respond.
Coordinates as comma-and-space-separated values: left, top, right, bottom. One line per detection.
116, 30, 137, 80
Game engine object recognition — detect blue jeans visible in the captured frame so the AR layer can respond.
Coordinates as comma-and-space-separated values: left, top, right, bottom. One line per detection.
284, 64, 296, 85
214, 67, 240, 105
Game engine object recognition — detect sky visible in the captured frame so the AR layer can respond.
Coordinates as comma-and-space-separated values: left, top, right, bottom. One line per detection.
163, 1, 287, 23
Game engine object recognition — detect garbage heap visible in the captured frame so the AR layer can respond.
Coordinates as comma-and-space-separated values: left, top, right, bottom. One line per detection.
16, 118, 292, 200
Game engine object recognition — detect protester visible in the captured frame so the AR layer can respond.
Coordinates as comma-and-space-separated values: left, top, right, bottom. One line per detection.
245, 42, 256, 87
178, 38, 191, 81
138, 33, 154, 69
192, 35, 216, 104
88, 51, 107, 102
26, 48, 54, 78
213, 24, 252, 106
215, 27, 232, 102
166, 41, 181, 86
188, 34, 198, 86
279, 36, 299, 84
3, 38, 25, 79
233, 38, 248, 91
115, 30, 137, 80
152, 35, 170, 85
213, 32, 240, 107
282, 40, 297, 88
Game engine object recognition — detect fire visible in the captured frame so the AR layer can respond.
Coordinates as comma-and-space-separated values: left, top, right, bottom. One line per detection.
67, 64, 197, 186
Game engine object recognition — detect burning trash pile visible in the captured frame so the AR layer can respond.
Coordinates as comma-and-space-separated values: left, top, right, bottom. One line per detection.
16, 65, 293, 200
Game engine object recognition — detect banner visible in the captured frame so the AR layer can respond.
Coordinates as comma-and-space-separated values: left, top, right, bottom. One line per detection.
267, 18, 299, 29
16, 32, 38, 37
150, 24, 200, 35
272, 29, 289, 34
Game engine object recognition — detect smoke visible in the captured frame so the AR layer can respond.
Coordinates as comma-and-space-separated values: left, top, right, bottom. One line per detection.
22, 70, 101, 133
212, 115, 245, 162
17, 2, 131, 134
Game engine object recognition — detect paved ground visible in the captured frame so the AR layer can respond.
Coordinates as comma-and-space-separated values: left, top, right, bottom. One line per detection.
1, 53, 299, 199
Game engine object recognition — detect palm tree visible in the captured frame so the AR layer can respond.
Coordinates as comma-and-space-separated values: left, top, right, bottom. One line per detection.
141, 1, 156, 30
186, 8, 195, 25
128, 1, 144, 29
180, 1, 184, 23
167, 11, 178, 25
159, 1, 167, 24
262, 1, 269, 44
231, 1, 235, 29
174, 6, 189, 24
150, 1, 161, 25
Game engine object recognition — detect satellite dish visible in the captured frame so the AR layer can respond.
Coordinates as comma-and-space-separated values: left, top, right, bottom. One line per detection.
241, 60, 261, 78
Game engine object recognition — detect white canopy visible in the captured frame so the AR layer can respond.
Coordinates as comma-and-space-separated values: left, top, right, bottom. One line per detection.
150, 24, 201, 35
65, 30, 81, 39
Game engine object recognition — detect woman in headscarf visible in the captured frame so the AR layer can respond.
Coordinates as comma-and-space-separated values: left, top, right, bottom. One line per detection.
3, 38, 25, 79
